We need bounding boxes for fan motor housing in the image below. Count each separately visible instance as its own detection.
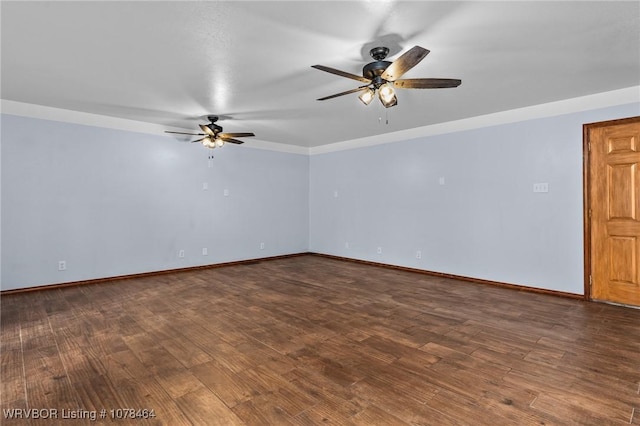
[362,61,392,80]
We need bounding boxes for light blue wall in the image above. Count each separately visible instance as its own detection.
[309,103,640,295]
[3,103,639,293]
[1,114,309,290]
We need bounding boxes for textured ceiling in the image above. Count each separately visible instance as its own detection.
[2,1,639,148]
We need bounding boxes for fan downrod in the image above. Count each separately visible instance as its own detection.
[205,115,223,133]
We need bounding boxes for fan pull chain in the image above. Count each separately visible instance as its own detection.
[377,101,390,125]
[378,106,390,125]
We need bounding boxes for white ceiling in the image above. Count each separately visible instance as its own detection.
[2,1,639,149]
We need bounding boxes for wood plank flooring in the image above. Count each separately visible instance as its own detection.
[1,255,639,425]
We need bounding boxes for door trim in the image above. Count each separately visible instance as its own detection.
[583,116,640,301]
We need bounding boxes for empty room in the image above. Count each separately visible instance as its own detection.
[1,1,640,425]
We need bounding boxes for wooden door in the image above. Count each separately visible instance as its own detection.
[586,116,640,307]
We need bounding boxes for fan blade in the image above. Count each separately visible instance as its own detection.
[191,137,209,143]
[380,46,430,81]
[222,138,244,145]
[219,132,255,138]
[199,124,216,136]
[165,131,205,136]
[317,85,370,101]
[311,65,371,83]
[393,78,462,89]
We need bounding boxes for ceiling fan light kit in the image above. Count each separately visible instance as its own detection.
[378,83,397,107]
[358,87,375,105]
[313,45,461,108]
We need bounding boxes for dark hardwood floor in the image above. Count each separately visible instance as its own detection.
[1,255,639,425]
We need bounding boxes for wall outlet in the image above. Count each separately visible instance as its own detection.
[202,248,208,256]
[223,189,229,197]
[260,242,265,250]
[345,242,349,249]
[202,182,209,190]
[58,260,66,271]
[416,250,422,259]
[333,190,338,198]
[377,246,382,254]
[439,177,445,185]
[178,249,185,258]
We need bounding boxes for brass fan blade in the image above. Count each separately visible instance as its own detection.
[191,137,209,143]
[165,131,205,136]
[380,46,430,81]
[199,124,216,136]
[317,85,370,101]
[311,65,371,83]
[393,78,462,89]
[219,132,255,138]
[222,138,244,145]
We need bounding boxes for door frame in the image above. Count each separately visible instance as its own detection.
[583,116,640,301]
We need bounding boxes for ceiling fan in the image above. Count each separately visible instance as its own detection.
[165,116,255,149]
[312,45,461,108]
